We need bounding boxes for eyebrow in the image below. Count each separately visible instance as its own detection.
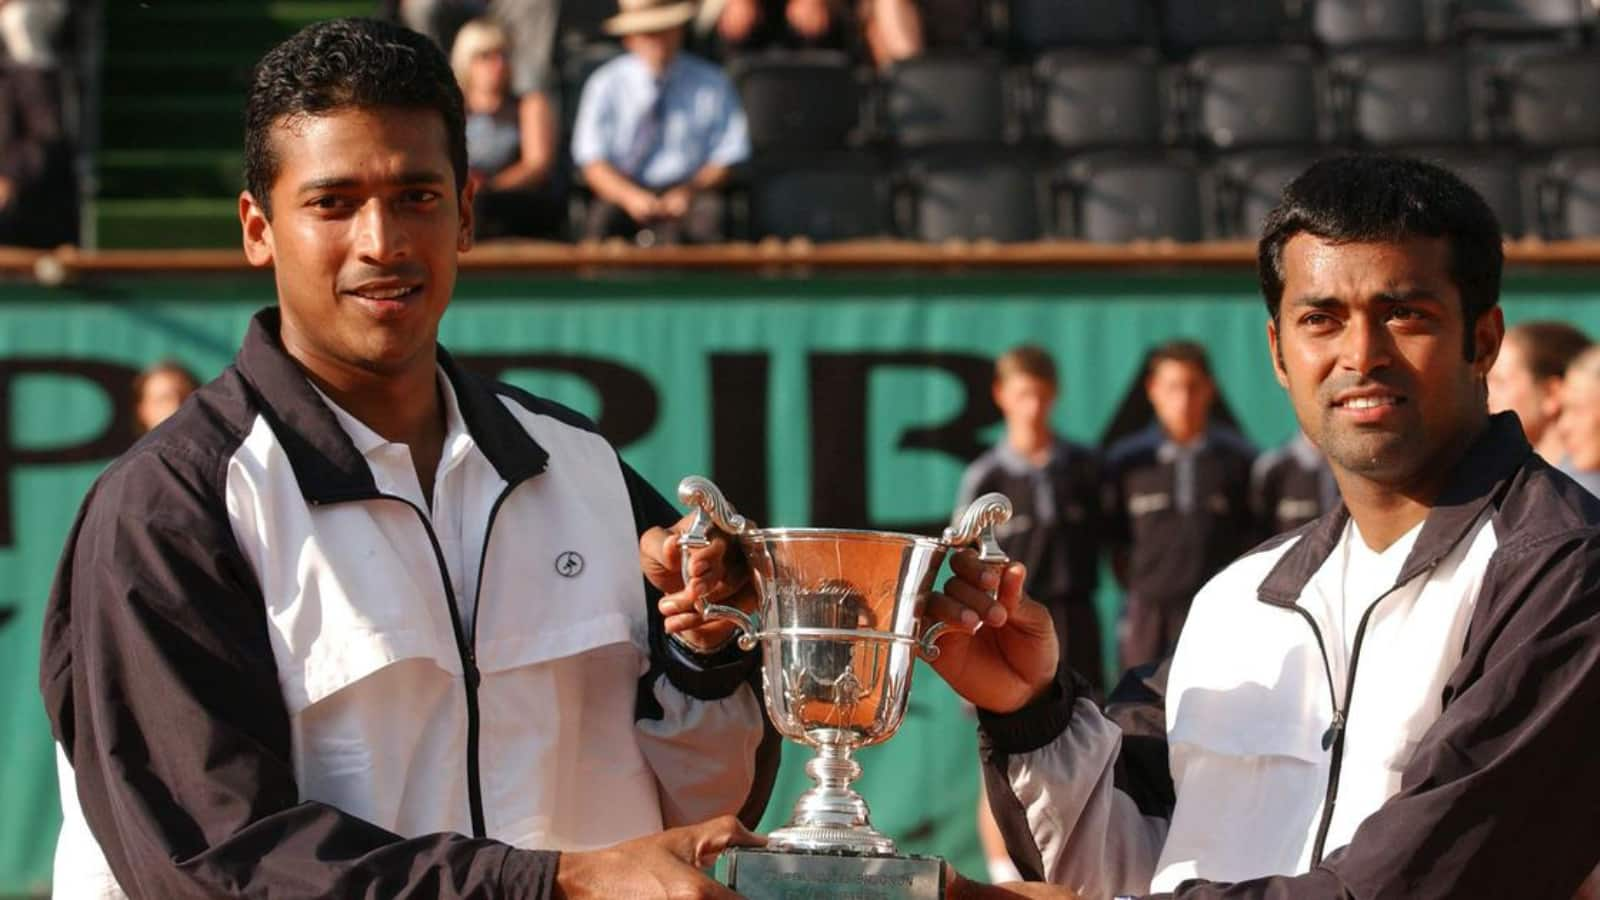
[1288,287,1442,309]
[295,171,447,194]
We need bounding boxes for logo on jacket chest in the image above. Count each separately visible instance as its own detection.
[554,550,585,577]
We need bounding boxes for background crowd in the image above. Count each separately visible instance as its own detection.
[15,0,1600,248]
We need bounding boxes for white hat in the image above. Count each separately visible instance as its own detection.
[603,0,698,36]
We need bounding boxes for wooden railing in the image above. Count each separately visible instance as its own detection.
[7,239,1600,279]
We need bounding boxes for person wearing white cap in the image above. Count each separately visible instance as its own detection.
[570,0,750,245]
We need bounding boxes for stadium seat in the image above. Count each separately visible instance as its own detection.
[749,156,894,241]
[1537,151,1600,239]
[1423,150,1531,237]
[1453,0,1590,36]
[1183,48,1323,150]
[1500,51,1600,148]
[1212,151,1328,239]
[1055,154,1209,242]
[1330,50,1480,147]
[1007,0,1152,53]
[1159,0,1304,52]
[731,51,862,152]
[1312,0,1430,47]
[902,150,1042,242]
[882,54,1012,148]
[1032,49,1166,151]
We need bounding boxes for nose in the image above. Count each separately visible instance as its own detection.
[354,198,410,264]
[1339,313,1393,376]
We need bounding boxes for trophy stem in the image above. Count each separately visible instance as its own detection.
[766,728,898,856]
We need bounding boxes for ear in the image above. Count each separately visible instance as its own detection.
[457,176,478,253]
[1267,317,1290,389]
[240,191,274,267]
[1472,307,1506,378]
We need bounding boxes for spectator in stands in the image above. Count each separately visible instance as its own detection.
[451,17,563,238]
[1101,341,1256,670]
[1557,346,1600,498]
[958,344,1104,694]
[132,360,199,437]
[701,0,924,69]
[391,2,561,224]
[572,0,749,245]
[0,0,75,248]
[1250,429,1337,536]
[1487,320,1591,465]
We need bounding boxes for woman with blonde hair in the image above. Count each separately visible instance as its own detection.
[450,16,563,238]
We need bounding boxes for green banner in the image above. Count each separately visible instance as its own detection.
[2,270,1597,894]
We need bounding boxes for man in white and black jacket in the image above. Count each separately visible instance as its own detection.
[924,156,1600,900]
[40,18,772,900]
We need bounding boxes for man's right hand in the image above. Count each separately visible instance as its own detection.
[924,552,1059,715]
[553,815,763,899]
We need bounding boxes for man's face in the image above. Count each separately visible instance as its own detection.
[623,28,683,74]
[239,106,473,379]
[1487,336,1556,444]
[1558,375,1600,468]
[993,373,1057,437]
[1268,234,1502,486]
[1146,359,1214,444]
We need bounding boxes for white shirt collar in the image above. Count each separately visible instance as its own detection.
[307,365,476,472]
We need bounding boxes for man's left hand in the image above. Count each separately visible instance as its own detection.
[641,513,756,653]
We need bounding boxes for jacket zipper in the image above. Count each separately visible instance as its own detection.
[318,481,528,840]
[1288,566,1434,866]
[384,496,489,838]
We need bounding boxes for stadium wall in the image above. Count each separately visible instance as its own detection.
[2,269,1597,894]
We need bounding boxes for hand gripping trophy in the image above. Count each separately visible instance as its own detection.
[677,476,1013,900]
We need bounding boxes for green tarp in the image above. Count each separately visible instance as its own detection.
[2,269,1596,894]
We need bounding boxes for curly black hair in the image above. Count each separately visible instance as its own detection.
[1258,155,1503,360]
[244,17,467,218]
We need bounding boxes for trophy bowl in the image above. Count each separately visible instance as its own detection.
[677,477,1012,862]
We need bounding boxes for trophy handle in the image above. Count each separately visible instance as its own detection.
[676,476,762,651]
[942,492,1013,563]
[923,492,1014,660]
[917,621,951,661]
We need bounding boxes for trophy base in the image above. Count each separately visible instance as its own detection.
[724,846,945,900]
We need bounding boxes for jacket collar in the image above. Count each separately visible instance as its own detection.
[234,307,548,503]
[1257,412,1531,606]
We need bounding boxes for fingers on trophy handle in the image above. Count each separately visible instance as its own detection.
[676,476,762,650]
[923,492,1015,660]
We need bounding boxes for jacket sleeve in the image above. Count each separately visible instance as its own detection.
[979,666,1173,899]
[619,461,778,829]
[38,449,556,899]
[1142,531,1600,900]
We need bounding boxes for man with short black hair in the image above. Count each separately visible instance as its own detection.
[925,155,1600,899]
[1101,340,1256,671]
[42,18,770,899]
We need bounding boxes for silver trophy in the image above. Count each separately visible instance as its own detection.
[677,476,1012,899]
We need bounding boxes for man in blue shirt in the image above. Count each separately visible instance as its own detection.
[571,0,750,244]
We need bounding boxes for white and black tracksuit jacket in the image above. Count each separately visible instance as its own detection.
[39,309,777,899]
[979,413,1600,899]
